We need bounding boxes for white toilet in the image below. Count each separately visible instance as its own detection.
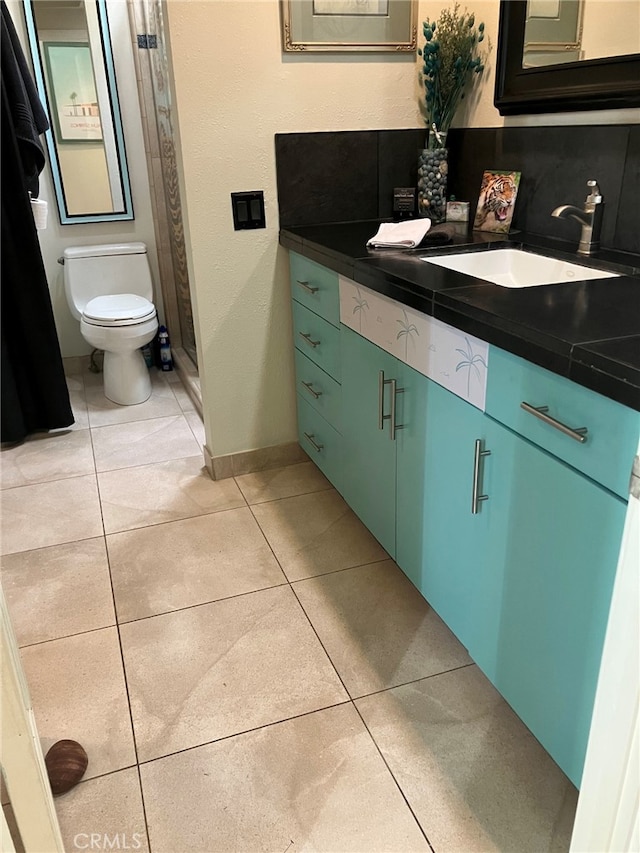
[63,243,158,405]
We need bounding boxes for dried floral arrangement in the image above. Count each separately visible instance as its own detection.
[418,3,486,148]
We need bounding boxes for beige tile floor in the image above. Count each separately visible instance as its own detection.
[1,367,578,852]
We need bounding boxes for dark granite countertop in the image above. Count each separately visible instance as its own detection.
[280,220,640,411]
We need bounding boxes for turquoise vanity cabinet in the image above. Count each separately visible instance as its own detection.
[482,345,635,786]
[289,250,638,789]
[398,378,492,653]
[340,325,487,651]
[404,374,626,786]
[477,421,625,788]
[289,253,343,490]
[340,327,440,563]
[340,327,399,553]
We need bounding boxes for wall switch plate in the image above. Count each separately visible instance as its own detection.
[231,191,266,230]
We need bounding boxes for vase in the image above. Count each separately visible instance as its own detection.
[417,130,448,223]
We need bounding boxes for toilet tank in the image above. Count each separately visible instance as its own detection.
[63,243,153,320]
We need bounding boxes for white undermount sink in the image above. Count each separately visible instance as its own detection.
[421,248,620,288]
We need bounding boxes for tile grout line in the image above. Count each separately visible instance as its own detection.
[13,414,439,851]
[91,438,152,852]
[234,482,335,506]
[16,621,119,651]
[245,495,437,851]
[113,580,289,627]
[288,554,392,583]
[288,571,436,851]
[133,699,353,769]
[1,531,104,560]
[351,699,436,853]
[0,430,95,491]
[133,764,152,853]
[245,495,435,847]
[103,500,250,539]
[87,374,210,852]
[51,552,400,638]
[0,469,99,496]
[88,448,203,475]
[349,661,477,702]
[6,469,334,637]
[32,393,152,843]
[241,487,391,582]
[96,449,200,477]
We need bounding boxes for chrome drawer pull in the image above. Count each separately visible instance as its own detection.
[302,381,322,399]
[378,371,404,437]
[299,332,320,348]
[297,279,319,294]
[378,370,387,429]
[303,432,323,452]
[521,402,588,443]
[472,439,491,514]
[390,379,405,441]
[378,370,394,430]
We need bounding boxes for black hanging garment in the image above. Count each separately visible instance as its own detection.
[1,1,73,443]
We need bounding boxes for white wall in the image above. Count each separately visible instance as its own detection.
[166,0,637,459]
[166,0,424,458]
[8,0,160,358]
[57,145,113,215]
[581,0,640,63]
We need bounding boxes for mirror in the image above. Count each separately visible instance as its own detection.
[523,0,640,69]
[23,0,134,223]
[495,0,640,115]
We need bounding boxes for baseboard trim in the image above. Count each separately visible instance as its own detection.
[203,441,306,481]
[172,347,202,418]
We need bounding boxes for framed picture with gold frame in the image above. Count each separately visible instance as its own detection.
[281,0,417,52]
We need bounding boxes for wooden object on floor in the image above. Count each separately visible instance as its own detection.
[44,740,88,796]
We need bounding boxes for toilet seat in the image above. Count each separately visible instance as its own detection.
[82,294,156,327]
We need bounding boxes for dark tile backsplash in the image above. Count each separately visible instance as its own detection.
[452,125,630,251]
[275,124,639,254]
[376,129,426,219]
[274,131,378,227]
[614,125,640,255]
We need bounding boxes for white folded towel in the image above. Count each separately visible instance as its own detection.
[367,219,432,248]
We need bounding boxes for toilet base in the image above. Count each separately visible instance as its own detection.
[103,348,152,405]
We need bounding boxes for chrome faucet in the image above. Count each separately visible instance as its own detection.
[551,180,604,256]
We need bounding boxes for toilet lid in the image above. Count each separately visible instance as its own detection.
[83,294,155,324]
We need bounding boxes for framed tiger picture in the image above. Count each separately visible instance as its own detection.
[473,170,521,233]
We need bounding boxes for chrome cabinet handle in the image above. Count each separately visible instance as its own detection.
[378,372,404,439]
[302,381,322,399]
[389,379,405,441]
[299,332,320,348]
[303,432,323,452]
[520,402,588,443]
[296,279,319,294]
[472,439,491,514]
[378,370,389,430]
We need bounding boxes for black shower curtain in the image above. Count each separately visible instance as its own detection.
[1,1,73,444]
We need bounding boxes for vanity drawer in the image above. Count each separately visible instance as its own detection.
[297,395,343,492]
[290,252,340,327]
[294,349,342,431]
[292,301,341,381]
[486,346,640,499]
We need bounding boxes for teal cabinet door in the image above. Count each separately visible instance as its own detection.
[394,362,430,591]
[478,417,626,788]
[397,376,494,652]
[340,325,398,556]
[397,376,625,786]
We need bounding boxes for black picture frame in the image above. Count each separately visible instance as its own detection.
[494,0,640,116]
